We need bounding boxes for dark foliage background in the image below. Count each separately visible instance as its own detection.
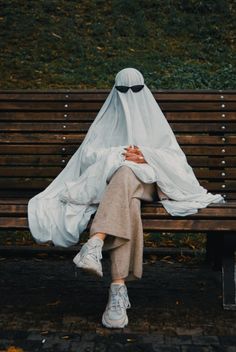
[0,0,235,89]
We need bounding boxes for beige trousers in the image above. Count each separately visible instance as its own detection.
[89,165,159,282]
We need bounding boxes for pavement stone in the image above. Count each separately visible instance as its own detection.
[181,347,214,352]
[192,336,220,345]
[153,346,181,352]
[70,341,94,352]
[165,336,193,345]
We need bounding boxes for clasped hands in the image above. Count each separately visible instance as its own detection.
[122,145,147,164]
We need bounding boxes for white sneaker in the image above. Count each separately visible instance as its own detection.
[102,283,131,328]
[73,236,104,277]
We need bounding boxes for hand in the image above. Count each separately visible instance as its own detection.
[122,145,147,164]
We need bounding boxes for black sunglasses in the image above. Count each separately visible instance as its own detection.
[115,85,144,93]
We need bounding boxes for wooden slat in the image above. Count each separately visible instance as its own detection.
[0,189,234,200]
[0,217,29,228]
[195,169,236,179]
[1,111,236,122]
[0,167,235,179]
[0,111,95,121]
[0,155,65,166]
[0,122,91,132]
[0,133,85,144]
[1,202,236,217]
[142,219,236,231]
[182,146,236,155]
[0,101,236,111]
[0,133,235,145]
[166,112,236,121]
[0,198,29,204]
[1,155,236,168]
[0,178,234,192]
[171,123,236,132]
[1,121,236,133]
[141,206,236,218]
[1,199,236,207]
[0,217,235,231]
[0,144,235,157]
[176,136,236,145]
[0,91,235,101]
[0,204,26,215]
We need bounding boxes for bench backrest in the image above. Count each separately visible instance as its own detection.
[0,90,235,200]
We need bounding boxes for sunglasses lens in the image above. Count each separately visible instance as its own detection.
[115,86,129,93]
[131,85,144,92]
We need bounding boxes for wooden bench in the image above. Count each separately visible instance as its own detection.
[0,89,236,310]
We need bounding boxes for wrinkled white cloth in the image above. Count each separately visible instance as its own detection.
[27,68,225,247]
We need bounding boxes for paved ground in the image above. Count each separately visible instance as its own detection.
[0,251,236,351]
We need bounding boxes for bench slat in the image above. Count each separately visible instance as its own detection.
[0,145,235,156]
[0,101,236,111]
[0,167,235,179]
[0,133,235,145]
[1,122,236,133]
[0,178,233,192]
[0,217,235,231]
[0,91,236,101]
[1,111,236,121]
[1,203,236,217]
[0,155,236,167]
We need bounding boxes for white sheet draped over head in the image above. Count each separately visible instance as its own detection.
[28,67,225,247]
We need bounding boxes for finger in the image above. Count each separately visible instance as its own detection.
[125,156,146,164]
[125,152,140,157]
[125,148,141,155]
[126,155,145,162]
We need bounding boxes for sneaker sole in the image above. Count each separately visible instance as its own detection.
[73,257,103,278]
[102,313,128,329]
[75,264,103,278]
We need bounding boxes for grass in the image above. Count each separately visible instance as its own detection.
[0,0,235,89]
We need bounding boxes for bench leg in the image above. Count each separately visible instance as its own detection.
[205,232,223,270]
[222,233,236,310]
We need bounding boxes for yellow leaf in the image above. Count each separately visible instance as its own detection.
[7,346,24,352]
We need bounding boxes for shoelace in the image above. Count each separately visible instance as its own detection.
[74,243,102,278]
[109,286,131,312]
[86,243,103,263]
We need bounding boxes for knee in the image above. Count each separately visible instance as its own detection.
[115,165,136,179]
[110,165,137,184]
[118,165,134,174]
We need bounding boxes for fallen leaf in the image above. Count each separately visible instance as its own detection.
[6,346,24,352]
[47,300,61,306]
[51,32,62,39]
